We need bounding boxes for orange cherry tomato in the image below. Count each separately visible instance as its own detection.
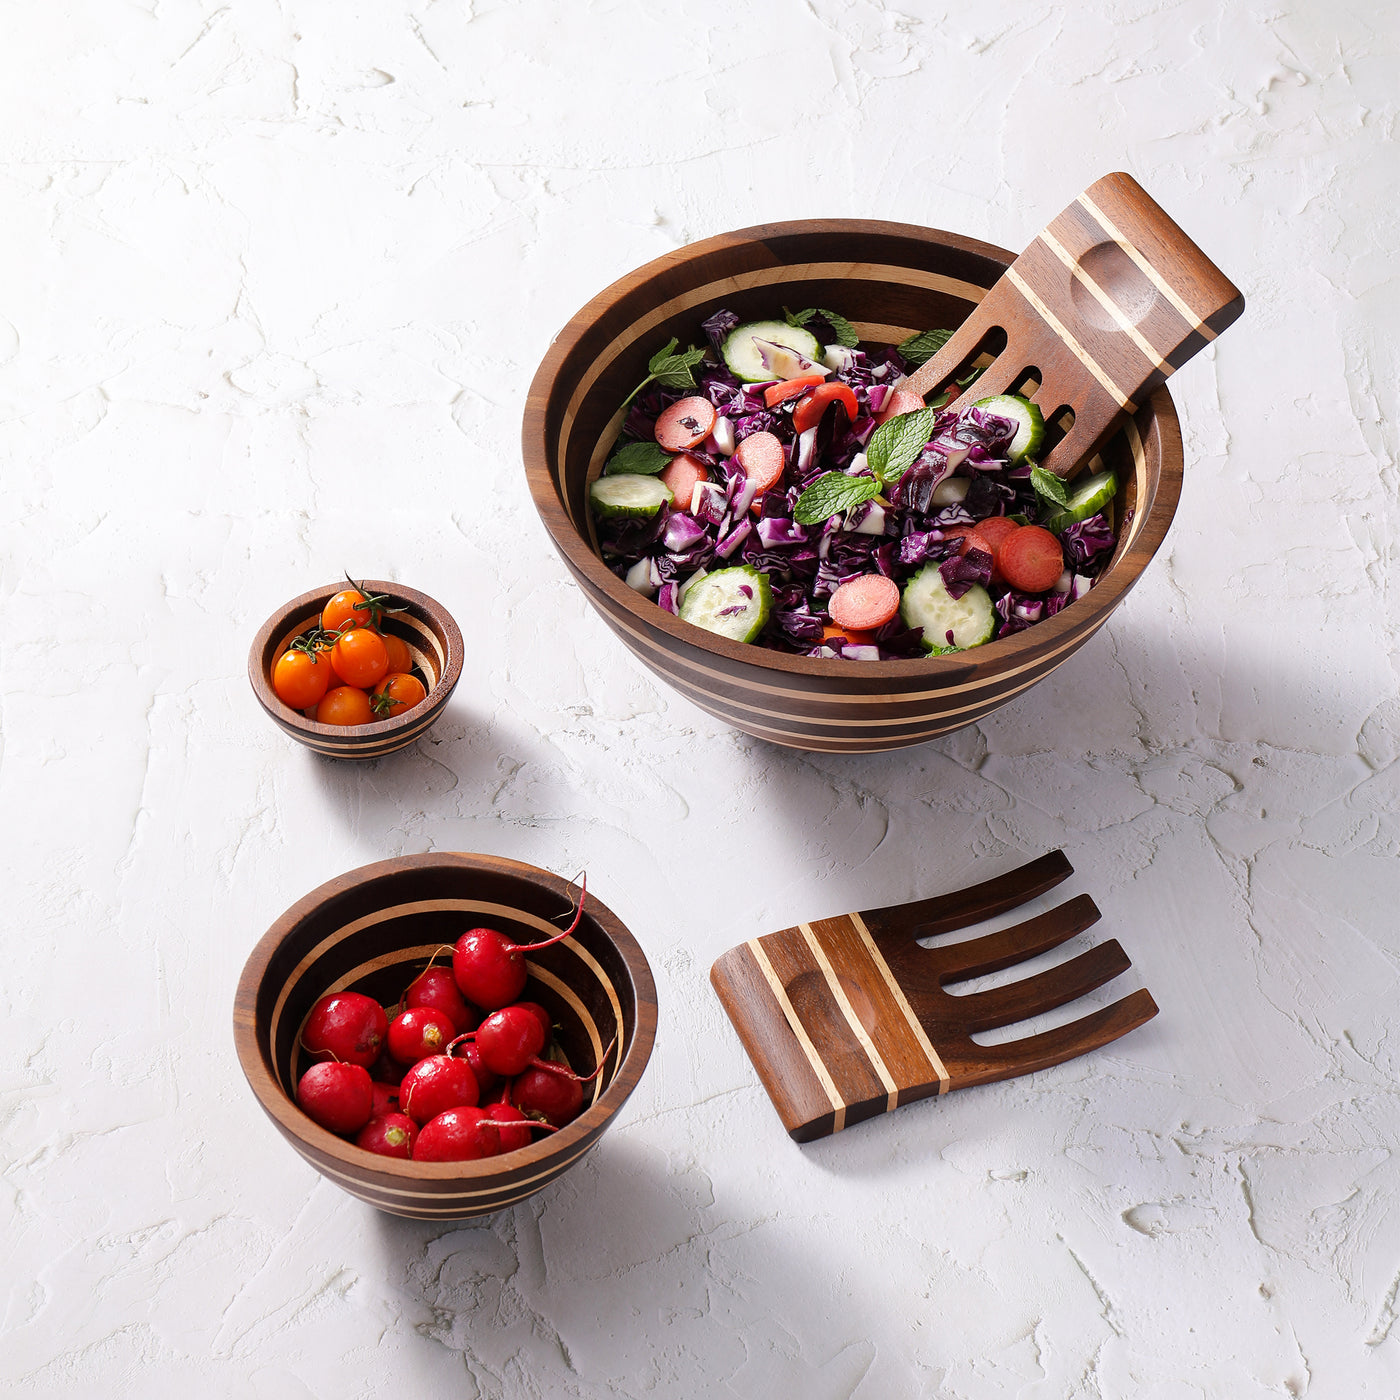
[332,627,389,689]
[273,648,333,711]
[792,382,859,434]
[322,589,371,634]
[372,672,428,719]
[380,631,413,675]
[316,685,374,726]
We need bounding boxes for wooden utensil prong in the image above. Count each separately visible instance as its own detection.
[922,892,1101,985]
[946,938,1132,1034]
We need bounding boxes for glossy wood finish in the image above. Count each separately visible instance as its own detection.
[233,853,657,1218]
[248,580,464,760]
[521,218,1187,753]
[710,852,1157,1142]
[904,172,1244,477]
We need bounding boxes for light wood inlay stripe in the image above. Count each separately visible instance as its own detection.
[1077,193,1216,340]
[1038,229,1171,374]
[848,912,950,1093]
[797,922,898,1109]
[1006,268,1137,413]
[747,937,846,1132]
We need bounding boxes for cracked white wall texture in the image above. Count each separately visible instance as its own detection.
[1,0,1396,1395]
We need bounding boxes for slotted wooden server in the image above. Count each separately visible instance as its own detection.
[711,852,1158,1141]
[904,171,1244,477]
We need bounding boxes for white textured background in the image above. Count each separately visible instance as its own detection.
[2,1,1397,1395]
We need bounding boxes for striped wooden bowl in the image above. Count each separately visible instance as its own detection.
[522,220,1183,753]
[233,853,657,1220]
[248,580,464,760]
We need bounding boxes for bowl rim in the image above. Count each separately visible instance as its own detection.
[233,850,658,1183]
[522,217,1183,681]
[247,579,465,743]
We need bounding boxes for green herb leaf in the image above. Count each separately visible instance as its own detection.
[605,440,672,476]
[1030,465,1069,507]
[650,344,707,390]
[787,307,860,348]
[866,406,938,486]
[897,328,954,367]
[793,472,880,526]
[647,338,680,374]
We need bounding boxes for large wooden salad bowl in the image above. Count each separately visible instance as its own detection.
[522,219,1183,753]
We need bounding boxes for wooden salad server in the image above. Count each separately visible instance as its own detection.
[903,171,1244,477]
[710,851,1157,1142]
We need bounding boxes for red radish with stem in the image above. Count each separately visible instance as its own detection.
[452,877,587,1010]
[371,1081,401,1118]
[456,1040,501,1101]
[405,963,478,1035]
[515,1001,555,1043]
[485,1103,557,1153]
[510,1041,614,1129]
[413,1106,497,1162]
[387,1006,457,1065]
[301,993,388,1069]
[473,1005,548,1077]
[356,1112,417,1159]
[297,1061,374,1136]
[399,1054,479,1126]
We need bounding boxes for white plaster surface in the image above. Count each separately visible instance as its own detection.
[2,1,1398,1394]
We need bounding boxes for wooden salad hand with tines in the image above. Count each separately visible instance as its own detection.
[710,851,1158,1142]
[903,172,1244,477]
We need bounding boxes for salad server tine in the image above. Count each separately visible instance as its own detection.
[900,171,1244,477]
[710,851,1158,1142]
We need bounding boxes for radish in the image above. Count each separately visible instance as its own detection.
[405,963,479,1035]
[474,1004,548,1077]
[297,1061,374,1135]
[515,1001,555,1043]
[399,1053,479,1126]
[456,1040,501,1101]
[387,1005,457,1065]
[301,992,388,1069]
[484,1103,557,1152]
[371,1081,401,1118]
[356,1111,417,1159]
[510,1044,613,1129]
[452,877,587,1010]
[414,1107,497,1162]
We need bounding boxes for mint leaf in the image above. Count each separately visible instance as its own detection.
[650,344,707,390]
[605,440,671,476]
[1030,466,1069,507]
[866,406,938,486]
[647,338,680,374]
[897,328,953,367]
[793,472,879,526]
[787,307,859,348]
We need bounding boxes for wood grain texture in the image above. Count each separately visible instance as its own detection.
[233,852,658,1219]
[903,173,1244,477]
[521,216,1189,753]
[711,851,1158,1142]
[247,580,464,760]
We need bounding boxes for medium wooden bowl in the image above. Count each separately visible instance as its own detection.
[522,219,1183,753]
[234,853,657,1220]
[248,580,464,760]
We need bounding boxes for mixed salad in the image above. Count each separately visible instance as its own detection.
[588,308,1121,659]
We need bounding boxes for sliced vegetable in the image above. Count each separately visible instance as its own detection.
[997,525,1065,593]
[972,394,1044,464]
[1044,469,1118,534]
[829,574,900,632]
[655,396,717,451]
[792,382,859,434]
[900,565,996,651]
[734,431,785,494]
[678,566,773,644]
[876,387,926,423]
[589,475,673,520]
[657,453,708,513]
[721,320,823,382]
[764,374,826,409]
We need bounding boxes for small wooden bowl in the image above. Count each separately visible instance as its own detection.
[522,219,1184,753]
[234,853,657,1220]
[248,580,464,760]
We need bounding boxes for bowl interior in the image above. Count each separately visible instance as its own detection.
[255,861,642,1125]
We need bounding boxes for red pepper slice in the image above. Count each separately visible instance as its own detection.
[792,382,859,434]
[763,373,827,409]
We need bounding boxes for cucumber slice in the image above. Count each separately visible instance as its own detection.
[721,321,823,383]
[590,475,673,520]
[1044,469,1118,535]
[678,566,773,644]
[973,394,1045,465]
[900,564,995,651]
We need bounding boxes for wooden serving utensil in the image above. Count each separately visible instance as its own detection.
[710,851,1157,1142]
[903,171,1243,477]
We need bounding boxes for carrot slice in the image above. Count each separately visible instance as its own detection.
[734,431,786,494]
[763,374,826,409]
[657,453,709,513]
[973,516,1019,554]
[655,397,717,452]
[998,525,1065,593]
[792,383,859,434]
[821,623,875,646]
[876,387,927,423]
[829,574,900,632]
